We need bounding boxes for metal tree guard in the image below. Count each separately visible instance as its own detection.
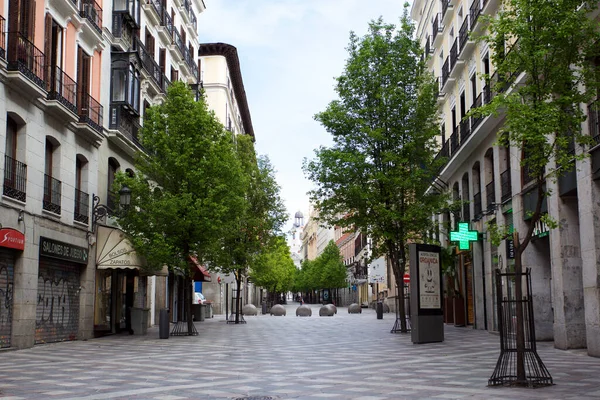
[488,268,553,387]
[391,284,411,333]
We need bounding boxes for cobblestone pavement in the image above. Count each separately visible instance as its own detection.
[1,303,600,400]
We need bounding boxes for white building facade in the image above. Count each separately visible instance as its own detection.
[412,0,600,356]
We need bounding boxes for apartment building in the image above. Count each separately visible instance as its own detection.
[0,0,205,348]
[412,0,600,356]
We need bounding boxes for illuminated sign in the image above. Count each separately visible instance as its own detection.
[449,222,479,250]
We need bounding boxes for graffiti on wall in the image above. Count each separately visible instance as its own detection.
[35,263,80,343]
[0,264,14,348]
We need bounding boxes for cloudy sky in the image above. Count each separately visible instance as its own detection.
[197,1,405,231]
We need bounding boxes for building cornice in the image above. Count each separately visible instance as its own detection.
[199,43,255,139]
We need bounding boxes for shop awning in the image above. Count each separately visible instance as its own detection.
[96,226,144,270]
[189,256,211,282]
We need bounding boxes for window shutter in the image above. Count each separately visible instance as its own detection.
[44,13,53,91]
[76,46,84,115]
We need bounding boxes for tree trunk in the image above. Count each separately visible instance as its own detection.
[185,275,194,335]
[514,231,526,382]
[387,240,407,332]
[234,270,242,324]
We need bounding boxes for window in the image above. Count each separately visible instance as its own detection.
[107,157,120,210]
[77,47,92,118]
[74,155,89,224]
[159,48,166,75]
[43,137,61,214]
[170,66,178,82]
[145,28,155,58]
[3,116,27,202]
[110,59,140,113]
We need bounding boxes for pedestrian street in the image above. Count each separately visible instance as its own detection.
[1,303,599,400]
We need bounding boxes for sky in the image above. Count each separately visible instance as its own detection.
[197,1,405,232]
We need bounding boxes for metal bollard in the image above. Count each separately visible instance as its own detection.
[376,302,383,320]
[159,309,169,339]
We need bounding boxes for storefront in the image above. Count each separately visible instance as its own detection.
[94,226,146,335]
[0,227,25,348]
[36,236,88,344]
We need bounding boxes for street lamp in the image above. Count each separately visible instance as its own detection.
[91,185,131,232]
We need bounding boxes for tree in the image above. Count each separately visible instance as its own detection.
[303,9,448,332]
[114,81,245,334]
[214,134,288,323]
[474,0,600,383]
[316,240,347,303]
[250,236,296,303]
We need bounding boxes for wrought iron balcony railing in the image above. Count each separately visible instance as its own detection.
[425,36,432,56]
[471,93,483,131]
[47,65,78,114]
[432,13,442,43]
[80,0,103,34]
[470,0,482,29]
[7,31,46,90]
[135,37,162,89]
[74,188,90,224]
[78,92,103,132]
[442,57,450,87]
[500,169,512,202]
[460,118,471,142]
[450,38,458,71]
[450,126,459,153]
[172,29,185,57]
[459,17,469,54]
[161,9,174,37]
[442,0,451,19]
[3,155,27,202]
[43,174,62,214]
[486,180,496,210]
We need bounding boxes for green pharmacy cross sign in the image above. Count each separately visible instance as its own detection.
[450,222,479,250]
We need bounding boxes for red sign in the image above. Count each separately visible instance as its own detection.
[0,228,25,250]
[403,273,410,284]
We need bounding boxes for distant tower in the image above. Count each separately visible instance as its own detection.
[294,211,304,228]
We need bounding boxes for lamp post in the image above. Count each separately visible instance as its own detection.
[91,186,131,232]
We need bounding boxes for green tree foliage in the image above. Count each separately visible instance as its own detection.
[114,81,245,333]
[216,135,288,323]
[316,240,347,290]
[303,10,447,331]
[473,0,600,382]
[250,236,296,295]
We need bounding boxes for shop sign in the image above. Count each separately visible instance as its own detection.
[40,236,89,264]
[0,228,25,250]
[449,222,479,250]
[506,239,515,259]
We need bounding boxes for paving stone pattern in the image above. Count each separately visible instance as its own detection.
[1,303,599,399]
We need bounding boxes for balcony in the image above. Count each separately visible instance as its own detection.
[6,32,47,94]
[181,46,198,81]
[449,38,464,79]
[459,118,471,143]
[113,0,140,29]
[470,0,482,31]
[46,66,78,119]
[486,180,496,211]
[442,0,453,25]
[43,174,62,214]
[471,93,483,131]
[112,12,135,50]
[425,36,433,57]
[189,8,197,32]
[157,11,174,46]
[500,169,511,202]
[0,17,5,59]
[143,0,163,26]
[450,126,459,154]
[171,29,185,62]
[3,155,27,202]
[80,0,103,34]
[108,104,144,156]
[441,57,452,89]
[473,192,482,219]
[432,13,443,46]
[77,92,104,136]
[74,189,90,224]
[135,37,163,93]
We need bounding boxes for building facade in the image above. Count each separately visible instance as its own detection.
[412,0,600,356]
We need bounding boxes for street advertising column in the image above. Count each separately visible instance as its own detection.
[410,243,443,344]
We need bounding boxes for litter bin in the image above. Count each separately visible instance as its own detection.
[199,304,206,321]
[159,309,169,339]
[206,303,213,318]
[376,302,383,320]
